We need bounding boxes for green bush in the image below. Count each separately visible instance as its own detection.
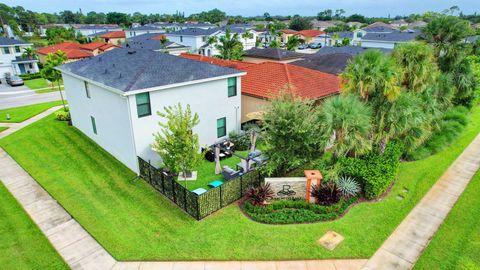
[55,109,70,121]
[19,73,42,80]
[339,142,403,199]
[228,130,250,150]
[243,197,357,224]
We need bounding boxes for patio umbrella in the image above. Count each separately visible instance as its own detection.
[215,146,222,175]
[250,130,257,153]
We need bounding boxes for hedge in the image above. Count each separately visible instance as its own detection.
[19,73,42,80]
[339,142,403,199]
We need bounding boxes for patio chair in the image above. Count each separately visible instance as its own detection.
[222,165,242,181]
[208,180,224,188]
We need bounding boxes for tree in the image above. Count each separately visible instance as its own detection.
[347,14,367,24]
[317,9,333,21]
[106,12,129,25]
[84,11,106,24]
[421,15,473,72]
[340,50,401,102]
[289,16,312,31]
[269,40,280,48]
[451,58,478,106]
[59,10,76,23]
[197,9,226,23]
[262,91,321,176]
[215,29,243,60]
[241,31,253,47]
[21,47,37,59]
[392,42,439,92]
[41,51,67,111]
[286,35,300,51]
[319,95,372,159]
[159,37,169,53]
[152,103,202,185]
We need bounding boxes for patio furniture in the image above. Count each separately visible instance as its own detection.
[192,188,207,195]
[208,180,224,188]
[248,150,262,159]
[222,165,242,181]
[252,155,267,166]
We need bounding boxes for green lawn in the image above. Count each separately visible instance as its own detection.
[179,150,248,191]
[0,106,479,261]
[414,172,480,270]
[24,78,63,94]
[0,182,68,269]
[0,127,8,132]
[0,101,64,123]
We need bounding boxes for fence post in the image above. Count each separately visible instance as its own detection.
[196,195,200,220]
[171,176,176,203]
[240,175,243,196]
[161,170,165,193]
[184,188,187,211]
[220,185,223,208]
[148,160,152,184]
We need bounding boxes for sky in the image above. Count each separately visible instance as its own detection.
[4,0,480,17]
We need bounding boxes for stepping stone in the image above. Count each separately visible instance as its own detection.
[317,231,344,250]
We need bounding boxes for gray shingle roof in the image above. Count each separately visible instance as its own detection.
[87,30,110,37]
[291,53,352,75]
[76,25,120,30]
[130,25,163,31]
[122,33,188,51]
[0,37,30,46]
[362,31,420,42]
[363,26,400,33]
[315,46,392,56]
[57,48,242,92]
[168,28,220,36]
[243,48,305,60]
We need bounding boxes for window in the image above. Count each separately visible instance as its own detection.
[202,36,206,42]
[227,77,237,97]
[180,36,183,42]
[84,81,90,98]
[217,117,226,138]
[15,46,21,53]
[136,92,151,117]
[91,116,97,134]
[28,63,33,69]
[3,47,9,54]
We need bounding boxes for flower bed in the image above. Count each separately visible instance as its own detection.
[242,197,358,224]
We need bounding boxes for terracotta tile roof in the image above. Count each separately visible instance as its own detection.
[63,50,93,59]
[79,41,108,50]
[280,29,298,34]
[296,29,325,37]
[99,43,119,51]
[151,34,166,40]
[37,42,95,60]
[100,31,126,39]
[179,53,339,100]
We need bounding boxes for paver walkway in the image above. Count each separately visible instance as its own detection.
[0,105,63,139]
[362,133,480,270]
[0,109,479,270]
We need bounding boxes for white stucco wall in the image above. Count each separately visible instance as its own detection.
[62,73,139,172]
[166,35,204,51]
[0,44,37,75]
[360,40,396,49]
[127,77,242,167]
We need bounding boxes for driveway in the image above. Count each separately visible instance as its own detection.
[0,82,62,109]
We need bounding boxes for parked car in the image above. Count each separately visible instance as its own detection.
[309,43,322,49]
[8,75,24,86]
[298,44,309,50]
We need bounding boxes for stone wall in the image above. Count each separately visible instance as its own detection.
[265,177,307,200]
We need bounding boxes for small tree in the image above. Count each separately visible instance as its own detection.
[263,90,321,176]
[41,50,68,111]
[22,47,37,60]
[152,103,202,186]
[215,28,244,60]
[286,36,300,51]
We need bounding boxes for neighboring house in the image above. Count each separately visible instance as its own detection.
[360,31,420,49]
[121,33,190,55]
[201,27,257,57]
[38,24,71,37]
[73,24,122,36]
[57,48,245,173]
[166,28,221,54]
[290,53,353,75]
[279,29,298,44]
[315,45,392,56]
[347,21,363,29]
[314,31,353,47]
[126,25,165,38]
[145,22,215,32]
[0,37,39,76]
[311,20,342,31]
[181,54,340,124]
[408,20,427,29]
[296,30,325,44]
[243,48,305,63]
[390,19,408,28]
[99,31,126,45]
[37,41,118,63]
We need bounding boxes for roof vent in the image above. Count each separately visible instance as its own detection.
[98,57,102,61]
[126,44,130,48]
[118,73,122,78]
[112,63,115,67]
[128,50,136,54]
[104,69,108,74]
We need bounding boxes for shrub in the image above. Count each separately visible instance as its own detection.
[228,130,250,150]
[55,109,70,121]
[245,183,274,206]
[337,176,361,198]
[339,142,403,199]
[19,73,42,80]
[310,182,340,206]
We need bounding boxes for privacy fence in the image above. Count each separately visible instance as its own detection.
[138,157,264,220]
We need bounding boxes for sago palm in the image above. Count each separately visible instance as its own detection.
[215,29,244,60]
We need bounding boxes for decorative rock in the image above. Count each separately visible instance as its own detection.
[318,231,344,250]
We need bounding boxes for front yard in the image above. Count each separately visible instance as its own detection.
[0,106,479,261]
[0,101,64,123]
[0,182,68,269]
[24,78,64,93]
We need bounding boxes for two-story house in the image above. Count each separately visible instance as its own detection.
[126,25,165,38]
[0,37,39,77]
[57,48,245,173]
[166,28,221,54]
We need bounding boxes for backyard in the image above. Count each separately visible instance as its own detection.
[0,100,64,123]
[0,105,479,261]
[0,182,68,269]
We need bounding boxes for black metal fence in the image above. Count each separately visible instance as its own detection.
[138,157,263,220]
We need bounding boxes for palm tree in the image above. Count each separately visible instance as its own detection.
[159,37,169,53]
[215,29,243,60]
[393,42,439,93]
[340,50,401,102]
[319,95,372,158]
[22,47,37,60]
[41,51,68,110]
[269,40,281,48]
[286,36,300,51]
[241,31,253,48]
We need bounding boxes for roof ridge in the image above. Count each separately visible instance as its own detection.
[283,63,294,93]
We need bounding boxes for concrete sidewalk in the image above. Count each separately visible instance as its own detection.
[363,134,480,270]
